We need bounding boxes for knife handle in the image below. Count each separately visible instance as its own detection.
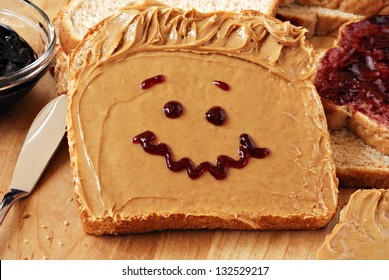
[0,189,28,224]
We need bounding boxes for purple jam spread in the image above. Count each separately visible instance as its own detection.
[314,15,389,127]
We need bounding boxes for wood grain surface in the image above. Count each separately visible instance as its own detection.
[0,0,356,260]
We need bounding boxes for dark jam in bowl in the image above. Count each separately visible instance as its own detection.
[0,24,37,76]
[314,15,389,127]
[0,24,39,108]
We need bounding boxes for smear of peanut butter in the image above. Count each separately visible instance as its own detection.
[317,189,389,259]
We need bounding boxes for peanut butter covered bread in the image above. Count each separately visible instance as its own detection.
[67,2,338,234]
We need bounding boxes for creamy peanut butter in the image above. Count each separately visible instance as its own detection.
[67,3,338,231]
[317,189,389,259]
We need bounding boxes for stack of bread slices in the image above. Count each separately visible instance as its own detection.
[54,0,389,190]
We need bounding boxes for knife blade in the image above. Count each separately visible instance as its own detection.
[0,94,67,224]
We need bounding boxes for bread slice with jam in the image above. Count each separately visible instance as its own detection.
[314,15,389,156]
[276,3,389,187]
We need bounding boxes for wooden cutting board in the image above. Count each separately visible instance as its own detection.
[0,0,356,260]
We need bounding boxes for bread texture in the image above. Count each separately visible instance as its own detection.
[67,3,338,234]
[330,129,389,188]
[280,0,389,16]
[276,3,363,38]
[52,46,68,95]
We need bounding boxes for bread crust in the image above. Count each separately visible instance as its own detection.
[323,100,389,156]
[282,0,389,16]
[76,198,332,235]
[330,128,389,189]
[276,3,363,38]
[336,167,389,189]
[59,6,80,55]
[80,212,332,235]
[52,46,69,95]
[349,112,389,155]
[322,100,350,130]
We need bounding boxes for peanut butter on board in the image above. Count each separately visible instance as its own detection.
[317,189,389,260]
[67,2,338,233]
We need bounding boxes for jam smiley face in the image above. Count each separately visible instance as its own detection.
[132,75,270,180]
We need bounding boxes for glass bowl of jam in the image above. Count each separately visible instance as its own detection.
[0,0,56,107]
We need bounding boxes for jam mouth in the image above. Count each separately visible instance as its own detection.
[132,130,270,180]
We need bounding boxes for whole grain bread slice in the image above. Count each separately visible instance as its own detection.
[330,128,389,188]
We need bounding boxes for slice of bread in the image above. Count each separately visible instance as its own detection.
[314,16,389,155]
[276,3,363,38]
[59,0,281,55]
[280,0,389,17]
[316,189,389,259]
[330,128,389,188]
[67,3,338,234]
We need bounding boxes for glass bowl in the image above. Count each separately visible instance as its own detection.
[0,0,56,108]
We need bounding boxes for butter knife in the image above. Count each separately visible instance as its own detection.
[0,94,67,224]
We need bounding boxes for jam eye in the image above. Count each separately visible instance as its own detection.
[205,106,227,126]
[163,101,183,118]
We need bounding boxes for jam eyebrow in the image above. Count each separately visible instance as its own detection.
[140,75,165,90]
[212,80,230,91]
